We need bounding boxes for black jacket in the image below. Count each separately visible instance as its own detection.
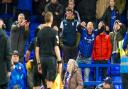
[10,21,29,61]
[102,6,120,26]
[0,29,11,85]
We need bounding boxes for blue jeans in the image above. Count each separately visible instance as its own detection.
[76,55,92,81]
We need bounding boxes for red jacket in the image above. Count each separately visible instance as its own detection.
[92,33,112,60]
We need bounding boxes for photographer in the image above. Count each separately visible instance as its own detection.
[10,13,29,63]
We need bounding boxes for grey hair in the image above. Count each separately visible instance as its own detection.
[68,59,78,71]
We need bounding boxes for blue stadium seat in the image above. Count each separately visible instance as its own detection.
[111,66,120,75]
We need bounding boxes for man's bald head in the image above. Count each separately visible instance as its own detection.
[87,22,94,34]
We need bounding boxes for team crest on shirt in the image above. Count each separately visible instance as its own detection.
[84,34,95,43]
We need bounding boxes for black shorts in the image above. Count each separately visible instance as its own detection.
[33,64,42,86]
[40,56,57,81]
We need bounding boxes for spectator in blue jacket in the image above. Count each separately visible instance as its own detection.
[76,21,98,82]
[8,50,27,89]
[102,0,120,33]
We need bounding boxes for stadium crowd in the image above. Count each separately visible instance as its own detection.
[0,0,127,89]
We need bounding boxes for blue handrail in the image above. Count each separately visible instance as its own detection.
[64,63,121,86]
[78,63,120,81]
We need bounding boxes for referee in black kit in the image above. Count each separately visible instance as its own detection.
[35,11,62,89]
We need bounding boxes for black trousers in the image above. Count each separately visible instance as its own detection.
[0,83,8,89]
[62,45,78,63]
[121,73,128,89]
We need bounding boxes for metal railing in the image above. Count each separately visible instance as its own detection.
[65,63,122,86]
